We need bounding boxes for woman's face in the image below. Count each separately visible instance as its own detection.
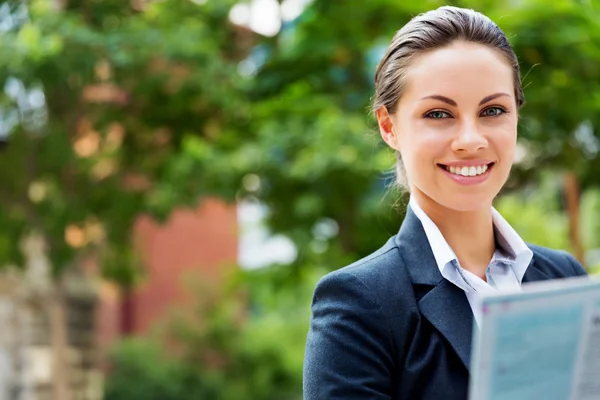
[378,41,518,213]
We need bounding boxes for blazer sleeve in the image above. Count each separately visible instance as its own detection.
[562,251,588,276]
[303,270,395,400]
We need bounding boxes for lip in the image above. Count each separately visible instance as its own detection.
[438,162,494,186]
[441,159,494,167]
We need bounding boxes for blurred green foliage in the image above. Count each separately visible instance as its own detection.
[495,173,571,252]
[1,0,599,278]
[1,0,600,397]
[0,0,246,276]
[104,265,321,400]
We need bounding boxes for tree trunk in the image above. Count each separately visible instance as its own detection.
[120,285,135,335]
[564,171,585,266]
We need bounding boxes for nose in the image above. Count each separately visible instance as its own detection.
[450,121,488,153]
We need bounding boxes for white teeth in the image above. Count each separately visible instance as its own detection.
[445,164,490,177]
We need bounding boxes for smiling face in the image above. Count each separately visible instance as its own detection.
[378,41,518,213]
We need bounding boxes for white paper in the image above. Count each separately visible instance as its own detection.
[469,275,600,400]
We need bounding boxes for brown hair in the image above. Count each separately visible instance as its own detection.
[372,6,524,189]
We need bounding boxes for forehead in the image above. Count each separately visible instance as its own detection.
[401,41,514,104]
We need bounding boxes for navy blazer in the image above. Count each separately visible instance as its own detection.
[303,207,587,400]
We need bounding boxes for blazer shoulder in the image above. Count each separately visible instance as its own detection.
[316,236,414,318]
[333,236,404,284]
[528,243,587,277]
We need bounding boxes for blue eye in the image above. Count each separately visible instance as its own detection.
[425,110,452,119]
[481,107,506,117]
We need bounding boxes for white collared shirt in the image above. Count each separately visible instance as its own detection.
[409,197,533,326]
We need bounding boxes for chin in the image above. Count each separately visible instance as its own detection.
[412,180,502,213]
[420,187,496,213]
[439,192,497,213]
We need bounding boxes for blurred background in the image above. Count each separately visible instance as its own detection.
[0,0,599,399]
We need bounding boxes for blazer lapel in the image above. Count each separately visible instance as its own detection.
[395,207,473,370]
[418,280,474,370]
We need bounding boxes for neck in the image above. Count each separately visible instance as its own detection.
[413,192,495,279]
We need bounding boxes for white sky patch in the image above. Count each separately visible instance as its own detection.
[237,59,258,77]
[229,0,312,37]
[280,0,311,22]
[229,3,251,26]
[28,89,46,109]
[249,0,280,37]
[237,200,298,270]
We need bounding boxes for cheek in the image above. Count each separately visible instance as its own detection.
[492,124,518,158]
[399,133,446,181]
[397,119,448,164]
[400,128,448,166]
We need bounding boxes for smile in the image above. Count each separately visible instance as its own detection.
[437,162,495,185]
[444,163,491,177]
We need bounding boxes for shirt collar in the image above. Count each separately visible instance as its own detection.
[408,196,533,282]
[490,206,533,281]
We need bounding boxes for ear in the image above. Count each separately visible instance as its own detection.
[375,106,400,151]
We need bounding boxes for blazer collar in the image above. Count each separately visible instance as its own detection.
[394,207,474,370]
[394,208,554,371]
[395,206,442,285]
[521,256,549,282]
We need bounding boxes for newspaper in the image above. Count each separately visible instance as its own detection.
[469,275,600,400]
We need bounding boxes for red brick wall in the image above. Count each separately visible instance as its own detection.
[96,198,238,349]
[132,198,238,333]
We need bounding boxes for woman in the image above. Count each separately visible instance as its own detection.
[303,6,587,400]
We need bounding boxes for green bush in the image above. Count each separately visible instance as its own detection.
[103,339,205,400]
[103,265,323,400]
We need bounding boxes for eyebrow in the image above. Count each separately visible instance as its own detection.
[421,95,456,106]
[420,92,511,107]
[478,92,510,105]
